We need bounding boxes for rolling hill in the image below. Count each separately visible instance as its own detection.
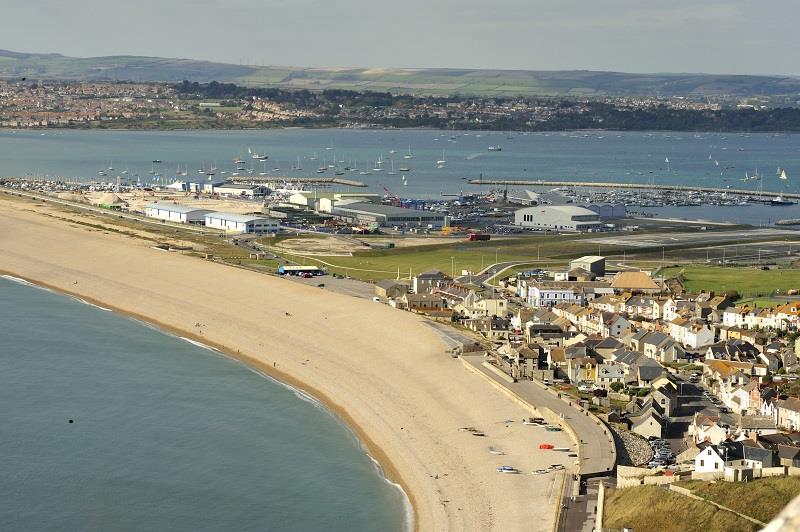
[1,49,799,98]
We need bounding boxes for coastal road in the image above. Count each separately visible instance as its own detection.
[461,355,616,477]
[461,355,615,532]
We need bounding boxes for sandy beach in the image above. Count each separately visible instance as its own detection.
[0,195,574,531]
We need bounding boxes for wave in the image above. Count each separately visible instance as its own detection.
[73,297,112,312]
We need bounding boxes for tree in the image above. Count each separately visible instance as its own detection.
[610,381,624,392]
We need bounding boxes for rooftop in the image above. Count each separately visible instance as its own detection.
[205,212,274,224]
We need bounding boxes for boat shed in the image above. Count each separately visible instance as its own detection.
[514,206,602,232]
[332,202,447,228]
[144,203,213,225]
[204,212,279,234]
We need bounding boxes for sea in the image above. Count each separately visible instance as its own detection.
[5,128,800,224]
[0,276,408,531]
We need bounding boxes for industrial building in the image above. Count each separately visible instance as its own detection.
[204,212,279,234]
[514,205,602,232]
[332,202,447,228]
[144,203,212,225]
[570,256,606,276]
[586,203,627,219]
[287,191,381,211]
[212,184,269,198]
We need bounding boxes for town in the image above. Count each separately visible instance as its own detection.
[6,78,793,132]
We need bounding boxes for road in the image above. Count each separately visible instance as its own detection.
[588,228,800,249]
[461,356,615,532]
[666,374,736,454]
[2,188,215,236]
[462,355,616,476]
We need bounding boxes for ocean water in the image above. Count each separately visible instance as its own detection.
[3,128,800,198]
[0,277,407,531]
[5,128,800,223]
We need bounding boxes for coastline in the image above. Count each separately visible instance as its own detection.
[0,196,574,531]
[0,272,417,531]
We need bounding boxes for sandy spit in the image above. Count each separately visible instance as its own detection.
[0,197,571,531]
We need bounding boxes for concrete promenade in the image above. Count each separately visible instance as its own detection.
[461,355,616,477]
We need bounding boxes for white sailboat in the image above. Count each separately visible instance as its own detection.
[403,145,414,159]
[436,149,446,168]
[372,154,383,172]
[779,168,789,180]
[388,159,397,175]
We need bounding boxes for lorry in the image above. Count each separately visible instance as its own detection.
[467,233,491,241]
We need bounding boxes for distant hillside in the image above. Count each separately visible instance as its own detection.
[2,49,800,98]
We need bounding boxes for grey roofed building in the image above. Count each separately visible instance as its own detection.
[514,205,603,232]
[332,202,447,227]
[637,358,665,385]
[613,348,644,367]
[740,440,778,466]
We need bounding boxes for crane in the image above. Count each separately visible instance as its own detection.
[377,182,400,205]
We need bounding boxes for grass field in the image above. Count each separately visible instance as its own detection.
[260,232,617,281]
[676,477,800,524]
[662,266,800,296]
[603,485,758,532]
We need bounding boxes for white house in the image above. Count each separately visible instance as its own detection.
[777,398,800,431]
[669,318,713,348]
[694,442,745,474]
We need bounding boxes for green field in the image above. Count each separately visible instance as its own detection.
[676,477,800,524]
[604,485,758,532]
[662,266,800,297]
[5,49,800,98]
[260,233,622,281]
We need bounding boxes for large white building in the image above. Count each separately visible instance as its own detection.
[514,206,602,232]
[144,203,213,225]
[204,212,279,234]
[213,184,269,198]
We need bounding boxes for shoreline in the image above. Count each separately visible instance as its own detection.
[1,196,575,531]
[0,271,417,531]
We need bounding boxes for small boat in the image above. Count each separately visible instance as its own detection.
[779,168,789,180]
[403,145,414,159]
[152,159,162,164]
[488,447,505,455]
[398,166,410,172]
[496,466,519,474]
[487,146,502,151]
[388,160,397,176]
[771,195,794,205]
[436,150,447,165]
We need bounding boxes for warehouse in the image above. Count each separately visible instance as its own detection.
[514,205,602,232]
[586,203,627,219]
[144,203,212,224]
[570,255,606,276]
[204,212,279,234]
[332,202,447,228]
[212,184,269,198]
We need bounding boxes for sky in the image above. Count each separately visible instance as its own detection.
[3,0,799,75]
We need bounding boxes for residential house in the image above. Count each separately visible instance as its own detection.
[412,269,452,294]
[692,413,728,445]
[777,397,800,431]
[694,441,745,474]
[374,279,410,299]
[669,318,714,348]
[630,402,666,439]
[595,362,625,390]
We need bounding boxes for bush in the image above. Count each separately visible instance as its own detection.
[610,381,625,392]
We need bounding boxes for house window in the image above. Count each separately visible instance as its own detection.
[700,460,705,467]
[708,449,712,455]
[714,462,719,470]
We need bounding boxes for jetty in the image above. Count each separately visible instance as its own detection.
[229,176,367,187]
[467,179,800,200]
